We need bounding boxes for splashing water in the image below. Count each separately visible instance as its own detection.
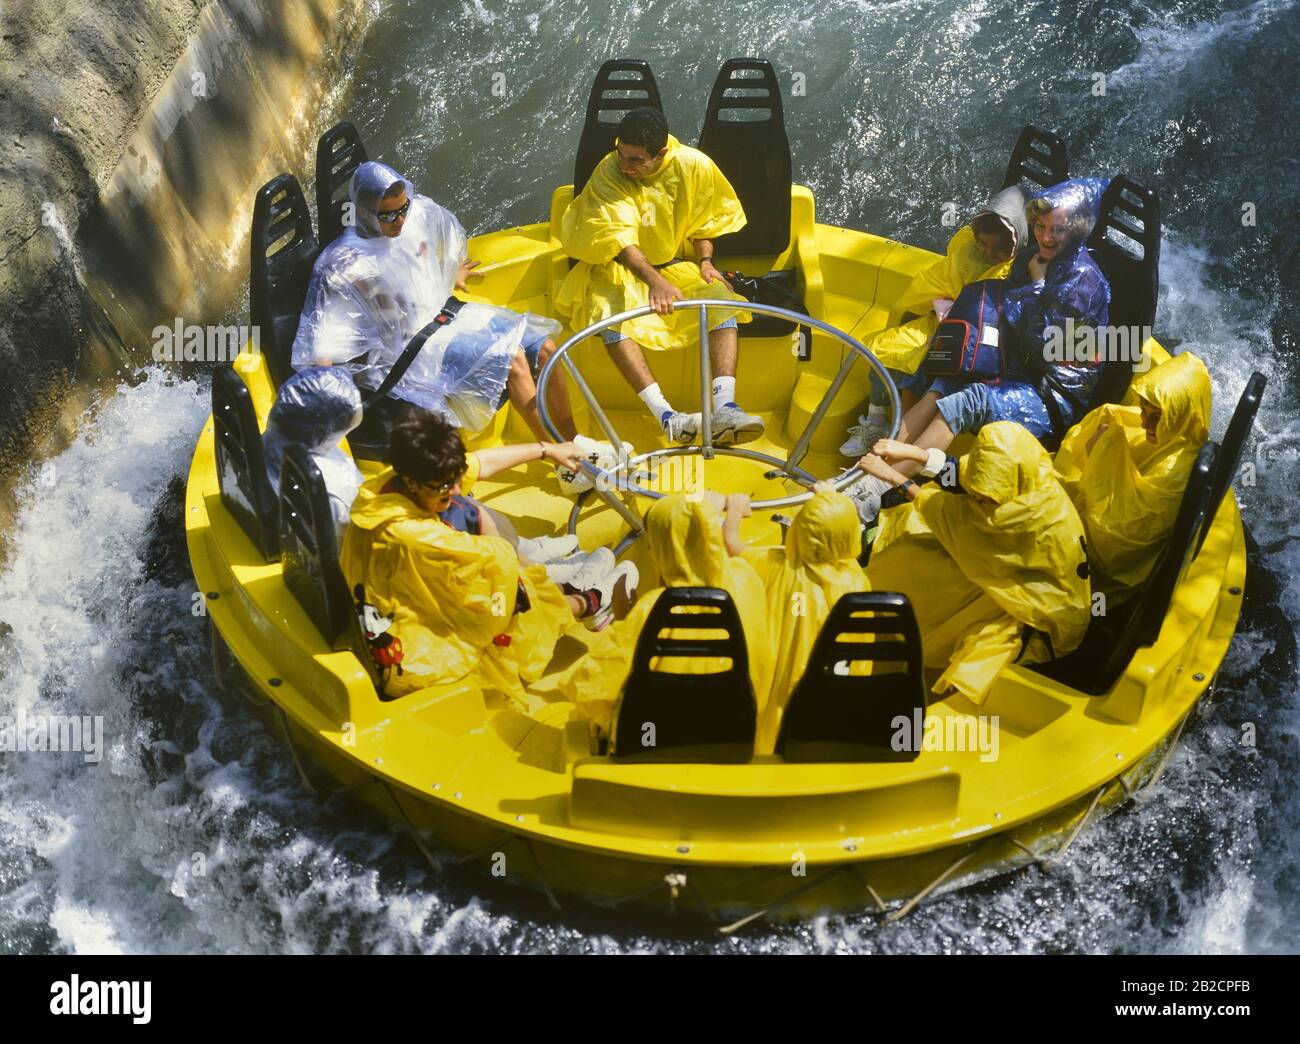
[2,0,1298,953]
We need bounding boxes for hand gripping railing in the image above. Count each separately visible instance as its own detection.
[535,299,902,535]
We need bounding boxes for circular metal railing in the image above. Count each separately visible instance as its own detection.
[535,298,901,534]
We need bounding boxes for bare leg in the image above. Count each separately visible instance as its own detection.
[533,338,578,439]
[506,349,553,441]
[896,391,942,444]
[708,324,738,378]
[605,336,658,392]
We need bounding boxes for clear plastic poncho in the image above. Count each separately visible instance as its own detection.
[291,161,558,431]
[263,366,365,538]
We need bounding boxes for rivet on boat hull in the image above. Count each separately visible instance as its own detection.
[677,845,690,854]
[1193,673,1206,682]
[1229,587,1242,596]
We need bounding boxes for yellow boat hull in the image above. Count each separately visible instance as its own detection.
[186,187,1247,920]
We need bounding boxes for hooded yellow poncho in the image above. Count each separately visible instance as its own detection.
[533,495,773,731]
[866,422,1091,704]
[866,188,1024,375]
[742,490,869,750]
[340,470,574,701]
[555,136,753,352]
[1054,352,1212,596]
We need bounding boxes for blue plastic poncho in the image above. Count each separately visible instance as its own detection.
[290,162,558,431]
[264,366,365,538]
[993,178,1113,427]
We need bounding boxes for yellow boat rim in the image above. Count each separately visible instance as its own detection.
[186,73,1259,922]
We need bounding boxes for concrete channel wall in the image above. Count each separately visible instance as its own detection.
[0,0,370,496]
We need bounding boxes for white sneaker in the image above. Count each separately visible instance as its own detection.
[556,435,635,494]
[711,403,765,446]
[547,546,615,590]
[583,561,639,632]
[844,474,890,525]
[660,410,702,445]
[517,534,579,563]
[839,414,889,457]
[574,434,634,468]
[554,466,592,495]
[548,543,613,592]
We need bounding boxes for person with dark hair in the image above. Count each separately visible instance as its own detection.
[293,161,624,495]
[846,178,1112,521]
[555,106,766,447]
[339,407,637,699]
[839,186,1027,456]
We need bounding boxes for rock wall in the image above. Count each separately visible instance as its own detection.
[0,0,370,497]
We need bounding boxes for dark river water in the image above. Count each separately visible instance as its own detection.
[1,0,1297,953]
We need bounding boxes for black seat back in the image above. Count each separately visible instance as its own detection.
[1196,372,1266,556]
[1085,175,1162,408]
[212,365,279,561]
[1032,443,1218,694]
[611,587,756,763]
[697,58,792,255]
[574,59,664,195]
[250,174,319,389]
[777,592,926,763]
[315,121,369,248]
[1001,125,1069,192]
[278,443,383,694]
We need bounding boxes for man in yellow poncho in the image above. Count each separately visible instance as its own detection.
[839,186,1028,457]
[556,107,764,448]
[862,422,1091,704]
[1054,352,1212,598]
[340,409,635,700]
[532,494,774,735]
[721,486,869,750]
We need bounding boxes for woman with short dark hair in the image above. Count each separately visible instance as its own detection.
[339,407,636,698]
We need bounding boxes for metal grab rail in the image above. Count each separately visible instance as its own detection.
[535,298,902,529]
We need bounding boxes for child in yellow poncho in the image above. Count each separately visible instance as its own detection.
[1054,351,1212,598]
[840,185,1028,456]
[532,494,774,734]
[723,487,870,750]
[865,422,1091,704]
[556,107,764,448]
[340,409,629,701]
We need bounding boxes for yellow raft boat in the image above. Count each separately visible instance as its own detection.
[186,60,1263,923]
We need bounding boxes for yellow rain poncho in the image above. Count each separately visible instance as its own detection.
[867,422,1090,704]
[742,490,869,750]
[867,186,1025,375]
[340,471,574,701]
[1054,352,1212,596]
[556,135,753,351]
[533,495,773,731]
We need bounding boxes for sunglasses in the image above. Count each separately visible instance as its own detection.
[377,199,411,224]
[417,470,466,495]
